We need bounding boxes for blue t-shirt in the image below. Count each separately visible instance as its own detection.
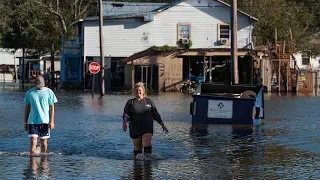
[24,87,58,124]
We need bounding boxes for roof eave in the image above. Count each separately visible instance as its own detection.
[70,19,84,26]
[216,0,258,21]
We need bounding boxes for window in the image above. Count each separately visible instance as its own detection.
[218,24,230,40]
[302,52,310,65]
[177,23,191,40]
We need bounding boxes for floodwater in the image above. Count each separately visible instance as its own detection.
[1,86,320,179]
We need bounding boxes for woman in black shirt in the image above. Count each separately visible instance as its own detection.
[122,82,168,156]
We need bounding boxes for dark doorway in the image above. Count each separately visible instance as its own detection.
[134,65,159,91]
[182,56,231,84]
[110,58,125,89]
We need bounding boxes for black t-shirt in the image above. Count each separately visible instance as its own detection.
[123,97,162,136]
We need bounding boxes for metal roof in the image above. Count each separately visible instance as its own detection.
[151,0,184,13]
[72,0,258,25]
[152,0,258,21]
[102,1,166,16]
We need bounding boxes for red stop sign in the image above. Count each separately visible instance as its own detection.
[1,64,7,72]
[88,62,100,74]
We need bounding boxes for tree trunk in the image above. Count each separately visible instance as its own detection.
[51,43,55,72]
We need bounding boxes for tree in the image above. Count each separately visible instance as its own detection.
[29,0,97,71]
[31,0,96,35]
[224,0,318,54]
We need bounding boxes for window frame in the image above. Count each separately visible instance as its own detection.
[177,23,192,41]
[301,52,310,65]
[217,23,230,45]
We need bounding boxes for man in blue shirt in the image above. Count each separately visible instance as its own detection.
[24,75,58,155]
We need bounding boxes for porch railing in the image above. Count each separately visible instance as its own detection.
[62,35,82,57]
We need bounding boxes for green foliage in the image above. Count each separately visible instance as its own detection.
[223,0,320,55]
[177,39,192,49]
[151,45,177,52]
[0,0,96,54]
[0,0,47,51]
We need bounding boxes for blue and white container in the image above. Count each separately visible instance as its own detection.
[190,83,264,124]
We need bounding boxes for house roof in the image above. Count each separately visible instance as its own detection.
[120,47,252,63]
[215,0,258,21]
[72,0,257,25]
[102,1,166,16]
[77,13,147,21]
[151,0,184,13]
[71,13,149,26]
[152,0,258,21]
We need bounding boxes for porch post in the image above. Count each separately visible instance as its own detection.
[278,60,281,92]
[151,65,153,90]
[141,65,143,82]
[146,66,148,90]
[209,56,212,82]
[14,53,18,83]
[203,56,206,82]
[188,56,191,80]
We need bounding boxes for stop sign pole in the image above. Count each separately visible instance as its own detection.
[89,62,101,97]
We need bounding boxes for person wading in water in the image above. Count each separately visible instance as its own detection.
[24,75,58,155]
[122,82,168,157]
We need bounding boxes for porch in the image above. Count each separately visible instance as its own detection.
[121,47,256,92]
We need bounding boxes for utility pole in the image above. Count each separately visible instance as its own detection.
[231,0,239,84]
[99,0,105,96]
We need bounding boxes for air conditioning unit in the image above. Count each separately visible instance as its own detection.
[181,38,189,45]
[219,39,228,45]
[143,14,155,22]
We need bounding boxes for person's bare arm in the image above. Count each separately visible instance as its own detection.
[24,105,30,130]
[49,104,55,130]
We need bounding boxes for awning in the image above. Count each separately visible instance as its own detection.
[120,47,252,63]
[179,51,249,56]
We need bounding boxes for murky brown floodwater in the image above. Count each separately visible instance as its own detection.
[0,87,320,179]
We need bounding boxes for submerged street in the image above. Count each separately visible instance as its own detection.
[0,89,320,179]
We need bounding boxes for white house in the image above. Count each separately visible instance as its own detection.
[0,49,22,82]
[292,52,320,93]
[293,52,320,70]
[66,0,258,90]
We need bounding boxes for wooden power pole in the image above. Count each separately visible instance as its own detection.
[231,0,239,84]
[99,0,105,96]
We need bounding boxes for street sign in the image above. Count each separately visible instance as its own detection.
[88,62,100,74]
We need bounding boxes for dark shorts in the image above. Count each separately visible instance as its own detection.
[129,122,153,139]
[130,131,153,139]
[28,124,50,139]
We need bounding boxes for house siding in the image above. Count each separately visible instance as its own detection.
[294,53,320,70]
[83,0,253,57]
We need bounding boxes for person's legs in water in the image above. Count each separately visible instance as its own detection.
[29,137,38,155]
[40,139,48,153]
[28,124,39,155]
[39,124,50,153]
[142,133,152,155]
[132,137,143,156]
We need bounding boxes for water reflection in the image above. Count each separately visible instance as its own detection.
[127,160,153,180]
[188,123,266,179]
[23,156,51,179]
[231,124,254,138]
[190,123,208,137]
